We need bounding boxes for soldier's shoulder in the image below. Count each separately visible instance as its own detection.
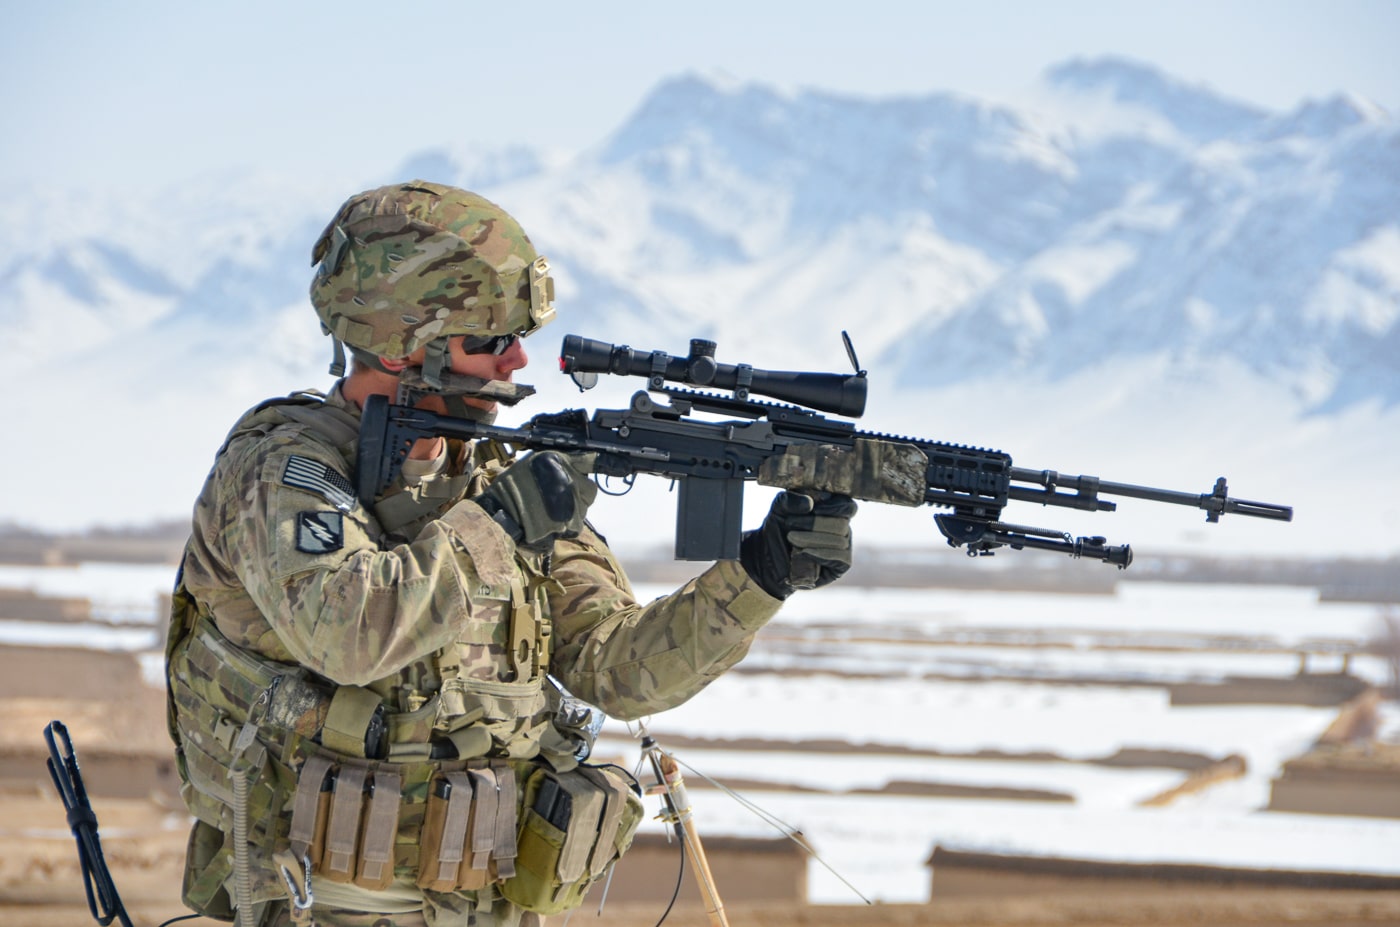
[209,397,356,496]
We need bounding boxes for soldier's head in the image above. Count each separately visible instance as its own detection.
[310,180,555,417]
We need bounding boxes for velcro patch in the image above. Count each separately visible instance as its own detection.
[296,511,344,554]
[283,455,356,511]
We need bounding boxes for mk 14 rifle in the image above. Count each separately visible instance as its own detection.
[357,334,1292,568]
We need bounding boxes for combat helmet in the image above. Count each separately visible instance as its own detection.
[310,180,555,400]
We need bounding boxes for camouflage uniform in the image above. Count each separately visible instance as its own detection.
[165,381,782,927]
[165,181,789,926]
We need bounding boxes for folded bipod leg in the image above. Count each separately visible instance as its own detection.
[44,719,135,927]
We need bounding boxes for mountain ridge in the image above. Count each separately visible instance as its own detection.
[0,58,1395,552]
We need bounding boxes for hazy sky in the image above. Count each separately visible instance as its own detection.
[4,0,1397,191]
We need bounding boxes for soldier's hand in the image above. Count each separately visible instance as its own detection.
[739,490,857,599]
[473,451,598,552]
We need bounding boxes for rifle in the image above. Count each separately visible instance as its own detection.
[357,334,1292,568]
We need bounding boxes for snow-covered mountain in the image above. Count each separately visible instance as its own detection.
[2,58,1396,558]
[502,58,1398,410]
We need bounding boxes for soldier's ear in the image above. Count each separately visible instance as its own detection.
[379,356,409,373]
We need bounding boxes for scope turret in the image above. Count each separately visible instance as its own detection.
[559,334,867,418]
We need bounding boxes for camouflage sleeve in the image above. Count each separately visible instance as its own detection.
[201,436,518,687]
[546,525,783,720]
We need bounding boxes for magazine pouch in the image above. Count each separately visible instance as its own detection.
[415,761,519,892]
[500,762,643,914]
[284,752,404,891]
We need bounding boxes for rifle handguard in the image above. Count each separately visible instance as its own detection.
[757,438,926,505]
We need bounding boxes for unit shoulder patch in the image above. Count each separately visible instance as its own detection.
[296,511,344,554]
[283,455,356,511]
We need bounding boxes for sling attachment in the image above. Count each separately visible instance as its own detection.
[280,752,327,924]
[508,581,538,682]
[274,850,314,926]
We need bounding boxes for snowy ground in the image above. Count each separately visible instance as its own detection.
[1,565,1397,904]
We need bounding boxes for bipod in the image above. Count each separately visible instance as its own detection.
[639,732,730,927]
[44,719,135,927]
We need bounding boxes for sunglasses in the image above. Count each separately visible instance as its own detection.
[460,333,519,356]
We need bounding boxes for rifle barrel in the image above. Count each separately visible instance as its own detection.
[1009,469,1293,522]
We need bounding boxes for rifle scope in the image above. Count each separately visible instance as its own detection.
[560,334,868,418]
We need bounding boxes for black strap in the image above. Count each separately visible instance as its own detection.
[44,720,134,927]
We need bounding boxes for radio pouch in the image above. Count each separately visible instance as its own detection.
[500,762,643,914]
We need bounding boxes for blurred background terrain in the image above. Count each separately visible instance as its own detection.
[2,3,1397,924]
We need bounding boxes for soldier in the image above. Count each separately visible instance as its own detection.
[165,180,857,927]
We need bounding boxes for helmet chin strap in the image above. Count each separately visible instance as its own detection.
[326,333,349,377]
[345,344,397,376]
[421,338,452,389]
[342,340,536,422]
[415,340,499,423]
[441,394,496,424]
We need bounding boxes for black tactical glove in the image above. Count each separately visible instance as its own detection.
[739,490,857,600]
[473,451,598,552]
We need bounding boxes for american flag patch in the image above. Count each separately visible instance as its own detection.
[282,456,356,511]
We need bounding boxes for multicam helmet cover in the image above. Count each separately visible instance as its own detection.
[309,180,556,376]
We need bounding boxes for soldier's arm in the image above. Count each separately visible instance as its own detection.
[202,440,518,686]
[546,526,783,720]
